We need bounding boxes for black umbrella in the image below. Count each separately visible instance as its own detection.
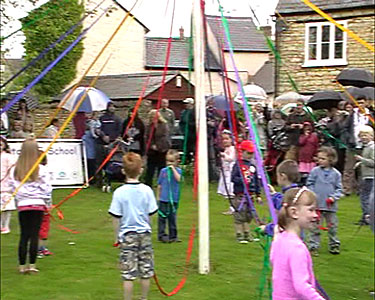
[208,95,239,111]
[307,90,342,110]
[341,86,375,102]
[336,68,374,88]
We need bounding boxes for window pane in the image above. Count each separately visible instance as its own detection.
[309,26,317,43]
[322,43,329,59]
[335,42,343,58]
[322,25,330,42]
[309,44,317,60]
[335,26,343,41]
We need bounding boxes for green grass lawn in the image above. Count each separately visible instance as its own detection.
[1,182,374,299]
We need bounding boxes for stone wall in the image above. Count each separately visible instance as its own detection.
[275,8,375,95]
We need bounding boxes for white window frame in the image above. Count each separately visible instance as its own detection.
[303,21,348,67]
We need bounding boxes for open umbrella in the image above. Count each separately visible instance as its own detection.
[281,103,313,115]
[234,84,267,104]
[208,95,239,111]
[306,91,342,110]
[341,86,375,102]
[274,91,311,105]
[336,68,374,88]
[61,87,111,112]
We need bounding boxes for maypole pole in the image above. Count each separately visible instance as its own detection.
[193,0,210,274]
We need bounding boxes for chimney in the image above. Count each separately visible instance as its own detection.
[260,26,272,37]
[179,26,184,39]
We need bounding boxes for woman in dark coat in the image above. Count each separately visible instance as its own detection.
[121,109,145,156]
[145,110,171,187]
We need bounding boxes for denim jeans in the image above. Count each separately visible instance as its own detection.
[158,202,177,240]
[360,178,374,218]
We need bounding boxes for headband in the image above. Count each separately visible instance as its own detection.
[282,186,309,208]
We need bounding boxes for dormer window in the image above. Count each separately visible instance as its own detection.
[303,21,348,67]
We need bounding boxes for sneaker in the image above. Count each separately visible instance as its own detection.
[37,251,44,259]
[169,238,182,243]
[27,264,39,273]
[1,228,10,234]
[329,245,340,255]
[354,219,369,226]
[222,210,233,215]
[310,249,319,257]
[158,236,169,243]
[236,233,243,243]
[243,232,253,242]
[239,239,249,244]
[253,237,260,242]
[42,249,53,256]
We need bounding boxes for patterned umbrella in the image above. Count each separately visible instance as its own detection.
[61,87,111,112]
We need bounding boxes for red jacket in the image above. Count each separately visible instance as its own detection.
[298,132,319,163]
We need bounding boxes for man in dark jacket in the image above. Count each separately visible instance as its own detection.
[179,98,196,164]
[284,99,310,161]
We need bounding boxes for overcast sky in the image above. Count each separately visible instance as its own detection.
[2,0,279,58]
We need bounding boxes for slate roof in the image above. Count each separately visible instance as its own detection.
[205,15,269,52]
[251,61,274,94]
[145,37,221,70]
[276,0,374,14]
[54,72,187,101]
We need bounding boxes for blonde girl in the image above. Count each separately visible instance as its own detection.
[1,136,16,234]
[271,187,325,300]
[217,131,236,215]
[10,138,52,273]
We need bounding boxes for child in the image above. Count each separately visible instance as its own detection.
[157,149,182,243]
[231,140,261,243]
[298,122,319,184]
[270,187,325,300]
[10,138,52,273]
[88,111,101,139]
[9,118,27,138]
[108,152,158,300]
[1,136,16,234]
[307,146,342,255]
[37,151,53,257]
[354,125,374,225]
[217,131,236,215]
[263,159,301,237]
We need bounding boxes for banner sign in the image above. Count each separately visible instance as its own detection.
[7,139,88,188]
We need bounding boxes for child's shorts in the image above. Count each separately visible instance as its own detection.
[39,212,50,240]
[233,195,253,224]
[119,232,154,281]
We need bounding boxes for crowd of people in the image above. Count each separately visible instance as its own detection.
[1,93,374,300]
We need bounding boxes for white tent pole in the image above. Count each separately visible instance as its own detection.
[193,0,210,274]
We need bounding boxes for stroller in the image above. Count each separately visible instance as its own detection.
[102,139,131,193]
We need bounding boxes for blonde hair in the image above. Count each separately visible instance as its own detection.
[278,187,316,230]
[358,125,374,138]
[166,149,180,162]
[122,152,142,178]
[317,146,338,166]
[14,138,40,182]
[149,109,167,124]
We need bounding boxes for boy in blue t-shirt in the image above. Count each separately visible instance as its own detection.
[157,150,182,243]
[108,152,158,300]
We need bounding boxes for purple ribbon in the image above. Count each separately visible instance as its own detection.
[220,13,277,225]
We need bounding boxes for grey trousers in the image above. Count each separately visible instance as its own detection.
[309,210,340,249]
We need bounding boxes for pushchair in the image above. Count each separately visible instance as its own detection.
[102,139,130,193]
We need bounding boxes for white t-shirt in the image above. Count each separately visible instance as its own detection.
[109,183,158,238]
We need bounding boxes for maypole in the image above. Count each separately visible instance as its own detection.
[193,0,210,274]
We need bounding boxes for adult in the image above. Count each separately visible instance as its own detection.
[253,103,268,151]
[284,99,310,161]
[121,108,145,156]
[72,112,87,139]
[145,110,171,187]
[159,98,175,134]
[179,98,196,164]
[99,102,122,143]
[9,118,27,138]
[42,118,59,138]
[267,109,285,138]
[16,99,33,126]
[352,98,372,149]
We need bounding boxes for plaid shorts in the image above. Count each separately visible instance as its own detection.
[119,232,154,281]
[233,194,253,224]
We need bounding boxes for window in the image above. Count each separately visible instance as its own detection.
[303,21,347,67]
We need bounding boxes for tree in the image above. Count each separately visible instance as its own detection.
[20,0,84,97]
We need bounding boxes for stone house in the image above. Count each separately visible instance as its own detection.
[274,0,375,96]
